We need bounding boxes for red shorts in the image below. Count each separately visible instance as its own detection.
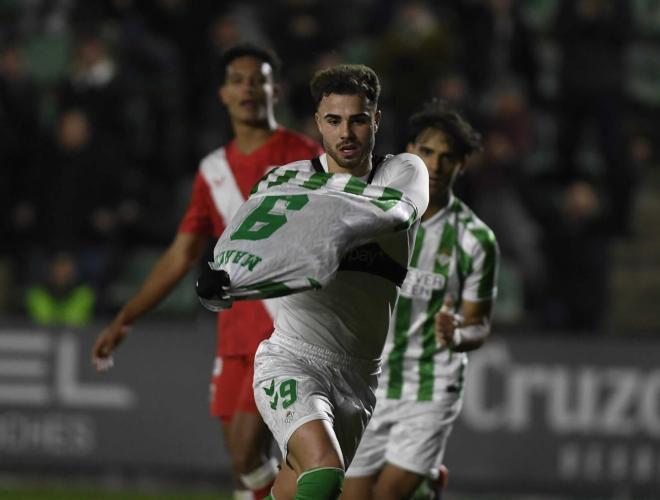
[209,354,258,423]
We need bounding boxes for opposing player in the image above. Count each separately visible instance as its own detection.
[91,44,322,499]
[197,64,429,499]
[341,100,499,500]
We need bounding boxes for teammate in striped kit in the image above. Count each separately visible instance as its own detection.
[342,100,499,500]
[91,44,321,500]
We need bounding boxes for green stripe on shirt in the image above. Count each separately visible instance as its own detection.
[470,227,498,299]
[417,222,455,401]
[386,224,425,399]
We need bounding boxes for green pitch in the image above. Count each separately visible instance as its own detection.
[0,485,232,500]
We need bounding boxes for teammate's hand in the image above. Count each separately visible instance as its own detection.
[435,297,459,349]
[91,322,130,372]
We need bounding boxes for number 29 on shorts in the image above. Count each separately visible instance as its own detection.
[264,378,298,410]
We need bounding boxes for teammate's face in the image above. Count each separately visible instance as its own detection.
[407,127,464,204]
[219,56,277,126]
[315,93,380,174]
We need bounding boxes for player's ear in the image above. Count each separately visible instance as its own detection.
[406,142,415,154]
[374,110,381,132]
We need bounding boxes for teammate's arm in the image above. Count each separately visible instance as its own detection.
[435,300,493,352]
[435,298,492,353]
[91,231,209,368]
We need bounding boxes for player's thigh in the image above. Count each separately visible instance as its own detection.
[341,474,378,500]
[287,418,343,473]
[272,461,298,500]
[373,463,425,500]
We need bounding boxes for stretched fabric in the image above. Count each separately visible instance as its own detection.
[209,160,419,302]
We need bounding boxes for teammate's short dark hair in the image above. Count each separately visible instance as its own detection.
[219,43,281,84]
[310,64,380,109]
[408,99,482,158]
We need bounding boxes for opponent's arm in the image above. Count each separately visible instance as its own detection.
[91,231,208,368]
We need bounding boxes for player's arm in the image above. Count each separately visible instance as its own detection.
[435,298,493,353]
[382,153,430,220]
[91,231,208,369]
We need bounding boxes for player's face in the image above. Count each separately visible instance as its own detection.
[219,56,277,126]
[407,127,464,204]
[315,93,380,174]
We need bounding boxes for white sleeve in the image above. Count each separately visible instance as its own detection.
[375,153,429,222]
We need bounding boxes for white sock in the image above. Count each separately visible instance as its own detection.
[233,490,254,500]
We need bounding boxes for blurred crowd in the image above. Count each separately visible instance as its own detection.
[1,0,659,332]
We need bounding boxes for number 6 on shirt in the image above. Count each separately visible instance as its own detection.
[230,194,309,241]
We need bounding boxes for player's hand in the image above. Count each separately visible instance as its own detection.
[196,263,233,311]
[435,297,460,349]
[91,322,130,372]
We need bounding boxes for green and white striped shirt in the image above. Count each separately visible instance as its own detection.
[379,195,499,402]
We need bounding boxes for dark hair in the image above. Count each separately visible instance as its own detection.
[219,43,281,83]
[408,99,482,158]
[309,64,380,109]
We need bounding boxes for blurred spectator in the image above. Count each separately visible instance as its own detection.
[25,251,95,327]
[461,83,545,316]
[371,1,456,150]
[57,31,126,140]
[32,108,124,294]
[530,175,612,332]
[555,0,634,236]
[0,42,40,255]
[456,0,539,104]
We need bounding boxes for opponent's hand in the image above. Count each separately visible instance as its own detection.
[91,322,130,372]
[435,297,460,349]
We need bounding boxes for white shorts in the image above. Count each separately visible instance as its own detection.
[253,331,379,469]
[346,394,462,479]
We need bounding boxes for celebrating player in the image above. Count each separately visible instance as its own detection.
[198,64,429,500]
[91,44,321,500]
[342,100,499,500]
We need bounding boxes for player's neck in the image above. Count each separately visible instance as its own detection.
[232,119,278,155]
[327,156,371,178]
